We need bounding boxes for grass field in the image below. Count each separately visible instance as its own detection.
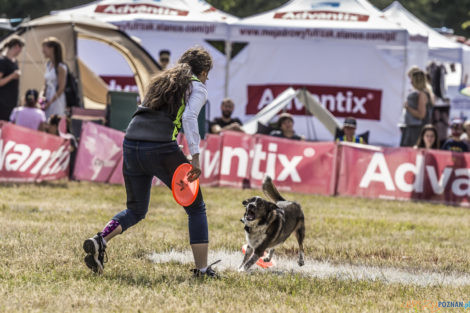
[1,181,470,312]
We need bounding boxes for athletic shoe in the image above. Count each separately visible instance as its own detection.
[83,232,107,274]
[192,259,221,278]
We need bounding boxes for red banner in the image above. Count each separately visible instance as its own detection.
[0,122,70,182]
[200,134,222,186]
[250,135,337,194]
[246,84,382,120]
[336,144,470,206]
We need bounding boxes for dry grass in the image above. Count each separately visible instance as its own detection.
[0,181,469,312]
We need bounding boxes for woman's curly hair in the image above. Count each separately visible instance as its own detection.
[143,46,212,116]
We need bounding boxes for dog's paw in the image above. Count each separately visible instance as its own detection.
[262,257,271,263]
[298,259,305,267]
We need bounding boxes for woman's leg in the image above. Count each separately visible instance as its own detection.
[150,145,209,270]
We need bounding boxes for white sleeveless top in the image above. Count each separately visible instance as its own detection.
[44,61,67,118]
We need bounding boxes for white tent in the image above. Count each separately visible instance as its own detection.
[383,1,466,86]
[53,0,238,115]
[227,0,409,146]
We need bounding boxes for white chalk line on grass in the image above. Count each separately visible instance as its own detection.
[148,250,470,287]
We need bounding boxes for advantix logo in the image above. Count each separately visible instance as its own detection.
[274,10,369,22]
[95,3,189,16]
[246,84,382,120]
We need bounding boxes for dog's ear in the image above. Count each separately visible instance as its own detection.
[242,199,249,206]
[255,197,262,205]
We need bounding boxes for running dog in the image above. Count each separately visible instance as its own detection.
[239,176,305,271]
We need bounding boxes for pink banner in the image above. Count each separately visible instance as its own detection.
[73,122,125,182]
[250,135,337,194]
[336,143,470,206]
[0,122,70,182]
[199,134,222,186]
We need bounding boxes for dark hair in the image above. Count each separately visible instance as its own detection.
[1,35,25,51]
[48,114,61,127]
[278,112,294,127]
[416,124,439,149]
[24,89,39,108]
[159,50,170,56]
[143,47,212,115]
[42,37,64,69]
[178,46,212,76]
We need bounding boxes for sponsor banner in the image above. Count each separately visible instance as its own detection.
[218,132,255,188]
[0,122,70,182]
[73,122,124,182]
[95,4,189,16]
[100,75,138,93]
[273,10,369,22]
[199,135,221,186]
[336,144,470,206]
[247,84,382,120]
[250,135,337,194]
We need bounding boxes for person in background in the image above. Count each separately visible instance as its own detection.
[210,98,244,134]
[270,112,303,141]
[336,117,364,144]
[441,119,468,152]
[42,37,67,118]
[460,120,470,146]
[415,124,439,149]
[159,50,171,70]
[45,114,61,136]
[0,35,24,121]
[9,89,46,131]
[400,69,432,147]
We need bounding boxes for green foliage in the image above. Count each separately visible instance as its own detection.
[1,0,470,37]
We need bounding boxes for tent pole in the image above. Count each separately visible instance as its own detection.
[224,40,232,98]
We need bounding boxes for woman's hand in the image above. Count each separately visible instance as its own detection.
[187,153,201,182]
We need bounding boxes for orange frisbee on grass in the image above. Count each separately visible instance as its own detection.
[171,163,199,207]
[242,244,275,269]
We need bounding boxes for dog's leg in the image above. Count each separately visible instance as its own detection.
[263,249,275,262]
[242,247,265,271]
[295,220,305,266]
[239,245,253,270]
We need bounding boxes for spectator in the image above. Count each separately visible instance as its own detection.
[159,50,171,70]
[0,35,24,121]
[441,119,468,152]
[335,117,365,144]
[42,37,67,118]
[210,98,244,134]
[460,120,470,145]
[9,89,46,131]
[415,124,439,149]
[45,114,61,136]
[270,113,303,141]
[400,69,433,147]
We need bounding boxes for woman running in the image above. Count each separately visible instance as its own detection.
[83,47,219,277]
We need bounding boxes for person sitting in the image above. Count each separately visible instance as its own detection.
[269,112,303,140]
[415,124,439,149]
[210,98,244,134]
[9,89,46,131]
[441,119,468,152]
[44,114,61,136]
[335,117,366,144]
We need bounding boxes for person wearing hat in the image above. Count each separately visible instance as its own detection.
[269,112,303,140]
[441,119,469,152]
[336,117,364,144]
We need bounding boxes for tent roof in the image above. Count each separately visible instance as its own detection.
[52,0,238,23]
[383,1,462,60]
[22,14,117,30]
[235,0,404,31]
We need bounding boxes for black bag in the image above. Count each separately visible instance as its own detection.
[56,63,81,108]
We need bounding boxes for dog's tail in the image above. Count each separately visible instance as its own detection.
[262,176,285,202]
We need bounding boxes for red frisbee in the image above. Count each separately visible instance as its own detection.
[171,163,199,207]
[242,244,275,269]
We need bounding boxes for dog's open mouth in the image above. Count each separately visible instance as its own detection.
[245,212,256,221]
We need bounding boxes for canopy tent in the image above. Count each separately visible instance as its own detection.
[383,1,467,85]
[53,0,238,117]
[228,0,409,146]
[2,14,161,109]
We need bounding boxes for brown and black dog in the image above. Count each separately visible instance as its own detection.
[239,176,305,271]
